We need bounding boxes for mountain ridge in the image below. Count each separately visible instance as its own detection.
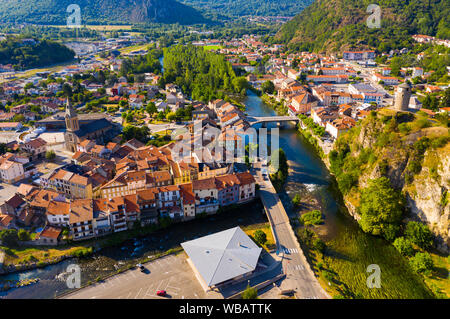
[0,0,207,25]
[274,0,450,52]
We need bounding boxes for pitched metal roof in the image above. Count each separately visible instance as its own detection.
[181,227,262,287]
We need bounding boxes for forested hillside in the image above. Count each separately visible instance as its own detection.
[0,38,75,69]
[275,0,450,52]
[181,0,313,17]
[160,45,248,102]
[0,0,207,25]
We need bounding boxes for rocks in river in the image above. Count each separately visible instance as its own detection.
[1,278,40,292]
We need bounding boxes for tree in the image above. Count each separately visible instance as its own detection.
[45,150,56,161]
[253,230,267,246]
[0,229,19,246]
[18,229,31,241]
[405,221,433,249]
[242,284,258,299]
[146,102,157,116]
[166,112,176,122]
[261,80,275,94]
[393,237,415,257]
[409,252,433,274]
[292,194,301,207]
[358,177,404,241]
[62,83,72,97]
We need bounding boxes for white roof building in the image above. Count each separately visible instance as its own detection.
[181,227,262,288]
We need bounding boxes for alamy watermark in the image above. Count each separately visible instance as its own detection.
[67,4,82,28]
[65,264,81,289]
[366,264,381,288]
[366,4,381,29]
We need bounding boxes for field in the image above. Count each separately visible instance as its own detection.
[46,25,132,31]
[119,44,150,54]
[202,45,223,51]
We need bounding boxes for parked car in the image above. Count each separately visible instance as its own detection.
[136,263,145,272]
[156,290,166,297]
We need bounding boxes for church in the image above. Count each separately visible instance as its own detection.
[64,99,119,152]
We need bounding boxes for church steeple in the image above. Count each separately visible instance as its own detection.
[65,97,79,131]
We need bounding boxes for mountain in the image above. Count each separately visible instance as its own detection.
[180,0,314,17]
[274,0,450,52]
[0,0,207,25]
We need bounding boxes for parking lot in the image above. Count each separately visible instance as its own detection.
[64,254,221,299]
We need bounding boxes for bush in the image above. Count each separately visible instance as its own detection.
[409,252,433,274]
[405,222,433,249]
[242,284,258,299]
[300,210,324,226]
[45,150,56,161]
[71,247,93,258]
[358,177,404,241]
[0,229,19,246]
[18,229,31,241]
[393,237,415,257]
[321,270,334,282]
[292,194,301,207]
[313,238,326,252]
[253,230,267,246]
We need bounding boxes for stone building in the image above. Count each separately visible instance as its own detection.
[64,99,118,152]
[393,82,412,111]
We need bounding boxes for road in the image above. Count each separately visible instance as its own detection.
[252,162,329,299]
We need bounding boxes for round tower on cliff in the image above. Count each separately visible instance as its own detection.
[393,82,412,111]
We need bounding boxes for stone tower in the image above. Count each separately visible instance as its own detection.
[64,98,79,152]
[393,82,412,111]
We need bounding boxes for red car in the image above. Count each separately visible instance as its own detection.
[156,290,166,297]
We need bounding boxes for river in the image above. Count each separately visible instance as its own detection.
[243,89,434,299]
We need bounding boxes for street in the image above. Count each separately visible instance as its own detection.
[252,162,330,299]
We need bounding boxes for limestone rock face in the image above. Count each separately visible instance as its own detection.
[407,148,450,252]
[337,115,449,253]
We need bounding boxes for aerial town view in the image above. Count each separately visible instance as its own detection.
[0,0,448,313]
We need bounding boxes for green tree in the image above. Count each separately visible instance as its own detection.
[253,230,267,246]
[261,80,275,94]
[242,284,258,299]
[393,236,415,257]
[358,177,404,241]
[292,194,301,207]
[405,221,433,249]
[18,229,31,241]
[409,252,433,274]
[146,102,157,116]
[0,229,19,246]
[166,112,176,122]
[45,150,56,161]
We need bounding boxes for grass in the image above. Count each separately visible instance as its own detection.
[1,244,88,266]
[299,210,324,226]
[203,45,223,51]
[423,252,450,298]
[243,223,276,252]
[119,44,149,54]
[322,230,435,298]
[46,25,132,31]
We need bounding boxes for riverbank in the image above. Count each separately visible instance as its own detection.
[249,89,440,298]
[294,117,450,299]
[0,199,269,298]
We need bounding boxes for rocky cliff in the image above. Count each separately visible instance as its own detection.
[329,109,450,252]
